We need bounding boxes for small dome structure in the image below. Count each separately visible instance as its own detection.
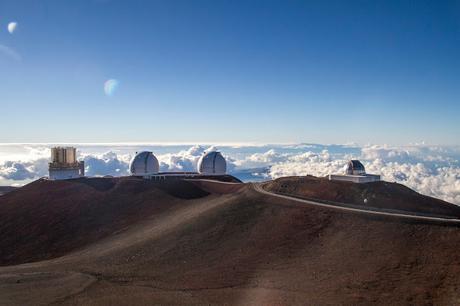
[345,160,366,175]
[197,151,226,175]
[129,151,159,176]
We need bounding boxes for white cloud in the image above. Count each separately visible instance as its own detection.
[269,150,345,178]
[83,151,130,176]
[156,145,209,171]
[0,161,35,180]
[361,144,458,164]
[0,158,48,180]
[233,149,288,169]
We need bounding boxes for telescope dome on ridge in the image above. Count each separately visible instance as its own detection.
[129,151,160,176]
[197,151,226,175]
[345,160,366,175]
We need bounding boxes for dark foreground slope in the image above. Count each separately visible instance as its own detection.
[264,175,460,218]
[1,178,460,305]
[0,186,16,196]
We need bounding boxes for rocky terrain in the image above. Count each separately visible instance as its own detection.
[1,176,460,305]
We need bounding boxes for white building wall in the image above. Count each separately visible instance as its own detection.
[329,174,380,183]
[49,168,82,180]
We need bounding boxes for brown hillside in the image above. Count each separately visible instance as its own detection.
[0,177,211,266]
[1,178,460,305]
[264,175,460,218]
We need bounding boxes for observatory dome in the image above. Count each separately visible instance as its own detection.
[129,151,160,176]
[197,151,226,175]
[345,160,366,175]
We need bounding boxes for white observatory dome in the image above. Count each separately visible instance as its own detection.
[129,151,160,176]
[197,151,226,175]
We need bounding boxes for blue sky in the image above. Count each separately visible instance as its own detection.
[0,0,459,144]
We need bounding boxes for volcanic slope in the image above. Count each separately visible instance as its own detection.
[264,175,460,218]
[1,178,460,305]
[0,177,213,266]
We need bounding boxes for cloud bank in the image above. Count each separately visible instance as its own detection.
[0,144,459,204]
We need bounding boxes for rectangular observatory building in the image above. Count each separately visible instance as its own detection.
[328,160,380,184]
[49,147,85,180]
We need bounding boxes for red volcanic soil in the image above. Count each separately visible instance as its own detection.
[0,177,210,266]
[2,177,460,305]
[264,175,460,218]
[189,179,245,194]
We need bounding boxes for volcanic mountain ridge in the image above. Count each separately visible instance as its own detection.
[1,176,460,305]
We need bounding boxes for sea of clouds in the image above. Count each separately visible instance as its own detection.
[0,143,459,204]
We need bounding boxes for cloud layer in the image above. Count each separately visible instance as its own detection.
[1,144,459,204]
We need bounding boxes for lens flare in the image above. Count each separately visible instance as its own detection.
[7,22,17,34]
[104,79,119,96]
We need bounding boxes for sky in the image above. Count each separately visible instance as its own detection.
[0,0,459,145]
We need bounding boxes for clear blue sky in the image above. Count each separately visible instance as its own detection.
[0,0,459,145]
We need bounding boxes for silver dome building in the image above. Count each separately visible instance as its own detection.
[129,151,160,176]
[197,151,226,175]
[329,159,380,183]
[345,160,366,175]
